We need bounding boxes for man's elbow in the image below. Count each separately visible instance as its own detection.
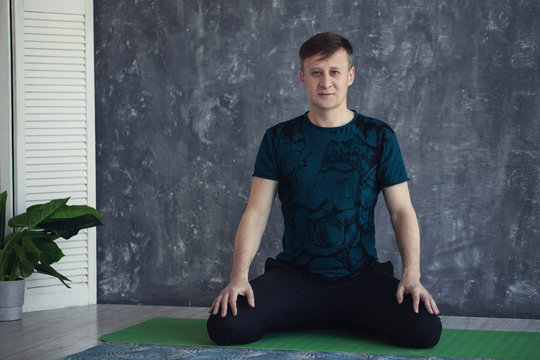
[389,206,416,225]
[242,207,271,227]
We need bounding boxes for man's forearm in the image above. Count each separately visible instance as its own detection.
[230,209,268,281]
[391,208,421,278]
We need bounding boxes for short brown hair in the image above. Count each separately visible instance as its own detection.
[299,32,353,69]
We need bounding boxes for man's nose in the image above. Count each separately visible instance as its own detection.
[320,73,332,88]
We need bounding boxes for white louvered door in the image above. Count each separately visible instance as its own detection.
[11,0,96,311]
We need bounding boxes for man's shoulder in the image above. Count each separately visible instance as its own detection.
[266,113,305,136]
[353,112,396,135]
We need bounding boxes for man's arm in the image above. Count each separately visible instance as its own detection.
[209,176,278,317]
[382,182,439,315]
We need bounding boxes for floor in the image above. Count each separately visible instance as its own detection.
[0,304,539,360]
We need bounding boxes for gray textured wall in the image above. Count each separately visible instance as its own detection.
[94,0,540,318]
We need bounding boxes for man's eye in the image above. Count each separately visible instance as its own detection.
[331,71,339,75]
[312,71,321,76]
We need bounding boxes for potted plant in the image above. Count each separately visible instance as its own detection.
[0,190,103,320]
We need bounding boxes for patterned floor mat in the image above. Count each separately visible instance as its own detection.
[63,342,475,360]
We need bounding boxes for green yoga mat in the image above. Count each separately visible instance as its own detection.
[101,318,540,360]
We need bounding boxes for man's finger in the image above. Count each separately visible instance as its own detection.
[426,296,436,314]
[412,291,420,314]
[396,283,404,304]
[229,292,238,316]
[220,293,229,318]
[422,294,433,314]
[210,295,221,315]
[431,297,440,315]
[246,287,255,308]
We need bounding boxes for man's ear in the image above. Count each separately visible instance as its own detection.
[348,66,355,86]
[299,67,305,85]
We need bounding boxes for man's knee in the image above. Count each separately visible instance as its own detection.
[206,314,237,345]
[399,314,442,348]
[206,313,263,346]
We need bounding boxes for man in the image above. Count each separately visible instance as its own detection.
[207,32,442,348]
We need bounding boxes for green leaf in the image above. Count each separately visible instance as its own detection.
[0,231,23,280]
[38,241,64,265]
[8,198,69,229]
[2,231,23,250]
[0,247,17,281]
[35,263,71,288]
[26,231,59,244]
[13,243,35,277]
[7,263,20,281]
[46,204,104,220]
[21,235,40,265]
[25,204,42,213]
[27,232,60,264]
[0,191,7,249]
[37,214,102,239]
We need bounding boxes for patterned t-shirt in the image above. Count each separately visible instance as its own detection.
[253,110,409,282]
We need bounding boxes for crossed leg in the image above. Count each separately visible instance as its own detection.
[328,261,442,348]
[207,259,441,348]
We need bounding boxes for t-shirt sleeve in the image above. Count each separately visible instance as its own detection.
[253,129,279,181]
[377,129,409,187]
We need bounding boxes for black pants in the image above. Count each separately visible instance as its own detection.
[207,258,442,348]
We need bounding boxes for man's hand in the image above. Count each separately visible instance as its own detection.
[396,274,439,315]
[209,278,255,318]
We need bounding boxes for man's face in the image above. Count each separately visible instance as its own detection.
[299,48,355,112]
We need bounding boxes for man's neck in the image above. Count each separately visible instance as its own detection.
[306,107,355,128]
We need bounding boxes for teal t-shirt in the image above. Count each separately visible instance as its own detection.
[253,110,409,282]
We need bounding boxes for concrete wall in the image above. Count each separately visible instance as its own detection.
[94,0,539,318]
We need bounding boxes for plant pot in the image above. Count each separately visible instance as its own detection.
[0,278,25,321]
